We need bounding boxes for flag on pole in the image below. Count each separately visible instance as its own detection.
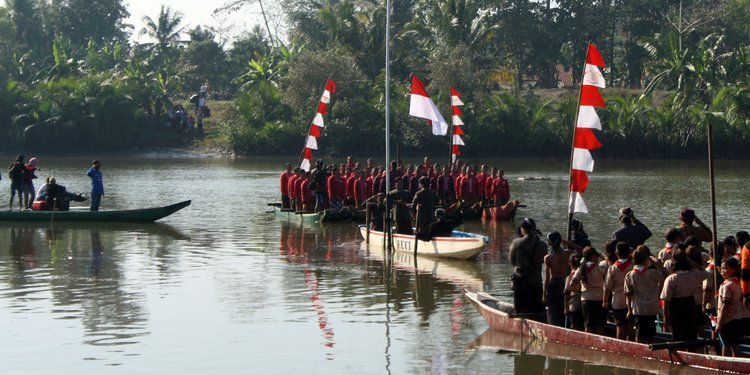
[450,87,464,162]
[300,79,335,171]
[409,74,448,136]
[569,43,606,214]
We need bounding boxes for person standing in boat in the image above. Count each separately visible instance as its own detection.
[412,177,438,240]
[388,177,413,235]
[311,160,329,212]
[491,169,510,206]
[716,257,743,357]
[437,166,455,207]
[564,253,584,330]
[509,218,547,316]
[572,246,608,335]
[476,165,488,205]
[280,163,293,209]
[362,193,385,231]
[660,247,708,343]
[624,245,665,344]
[604,242,634,340]
[327,166,345,210]
[86,160,104,211]
[658,228,684,264]
[569,219,592,248]
[611,207,652,249]
[677,208,713,245]
[22,157,38,210]
[8,155,25,211]
[543,231,574,327]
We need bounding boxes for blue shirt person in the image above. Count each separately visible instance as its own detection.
[86,160,104,211]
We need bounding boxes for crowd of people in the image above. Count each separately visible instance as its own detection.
[6,155,104,212]
[280,156,511,237]
[511,207,749,357]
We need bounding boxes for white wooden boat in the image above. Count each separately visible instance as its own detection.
[358,224,488,260]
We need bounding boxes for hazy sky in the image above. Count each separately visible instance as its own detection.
[125,0,273,44]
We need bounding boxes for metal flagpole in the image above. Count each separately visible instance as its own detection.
[384,0,393,253]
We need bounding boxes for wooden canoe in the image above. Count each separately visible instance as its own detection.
[465,290,750,374]
[273,206,322,223]
[358,225,488,260]
[0,200,191,223]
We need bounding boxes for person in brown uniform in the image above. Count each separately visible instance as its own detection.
[677,208,712,244]
[624,245,665,343]
[604,242,634,340]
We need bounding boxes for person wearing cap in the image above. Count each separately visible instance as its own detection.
[509,218,547,315]
[611,207,652,249]
[8,155,25,210]
[412,176,438,239]
[86,160,104,211]
[543,231,575,327]
[387,177,413,235]
[280,163,293,209]
[22,157,39,210]
[678,208,712,244]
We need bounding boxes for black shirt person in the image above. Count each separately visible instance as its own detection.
[509,218,547,316]
[612,207,652,249]
[412,176,438,239]
[421,209,463,240]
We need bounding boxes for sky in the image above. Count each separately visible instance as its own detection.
[125,0,275,44]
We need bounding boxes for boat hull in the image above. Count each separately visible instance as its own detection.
[358,225,487,260]
[465,290,750,374]
[273,206,321,223]
[0,200,191,223]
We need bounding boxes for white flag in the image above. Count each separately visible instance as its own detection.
[452,135,464,146]
[572,148,594,172]
[312,113,325,127]
[568,191,588,214]
[410,75,449,136]
[305,136,318,150]
[583,64,606,88]
[452,115,464,126]
[300,159,311,172]
[576,106,601,130]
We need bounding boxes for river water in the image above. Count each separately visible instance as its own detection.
[0,156,745,374]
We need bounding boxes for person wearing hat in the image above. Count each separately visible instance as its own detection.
[22,157,39,209]
[678,208,712,244]
[611,207,652,249]
[86,160,104,211]
[509,218,547,315]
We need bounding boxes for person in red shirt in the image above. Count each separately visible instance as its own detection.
[455,166,466,200]
[365,158,374,177]
[460,166,478,205]
[346,169,358,206]
[354,170,369,207]
[288,168,300,211]
[476,164,488,205]
[294,170,306,212]
[493,169,510,205]
[421,156,431,175]
[327,167,345,210]
[299,172,314,211]
[346,156,355,172]
[280,163,293,209]
[486,167,498,204]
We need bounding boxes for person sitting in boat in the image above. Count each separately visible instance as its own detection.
[509,218,547,317]
[362,193,385,232]
[35,177,86,211]
[420,209,463,241]
[678,208,713,245]
[612,207,652,249]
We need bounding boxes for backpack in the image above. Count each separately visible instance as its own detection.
[8,162,23,180]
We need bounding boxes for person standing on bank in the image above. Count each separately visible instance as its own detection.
[87,160,104,211]
[509,218,547,316]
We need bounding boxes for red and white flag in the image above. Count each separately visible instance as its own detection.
[569,43,606,214]
[450,87,464,161]
[410,74,448,136]
[300,79,335,172]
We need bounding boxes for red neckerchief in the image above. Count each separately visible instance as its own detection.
[663,243,674,253]
[614,259,632,272]
[585,261,596,273]
[633,265,646,275]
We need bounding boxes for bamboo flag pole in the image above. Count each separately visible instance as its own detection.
[566,42,591,241]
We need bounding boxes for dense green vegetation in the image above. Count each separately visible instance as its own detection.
[1,0,749,158]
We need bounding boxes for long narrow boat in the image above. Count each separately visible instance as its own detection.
[0,200,191,223]
[273,205,322,223]
[359,224,487,260]
[465,290,750,374]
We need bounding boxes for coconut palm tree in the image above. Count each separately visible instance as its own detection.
[139,5,185,61]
